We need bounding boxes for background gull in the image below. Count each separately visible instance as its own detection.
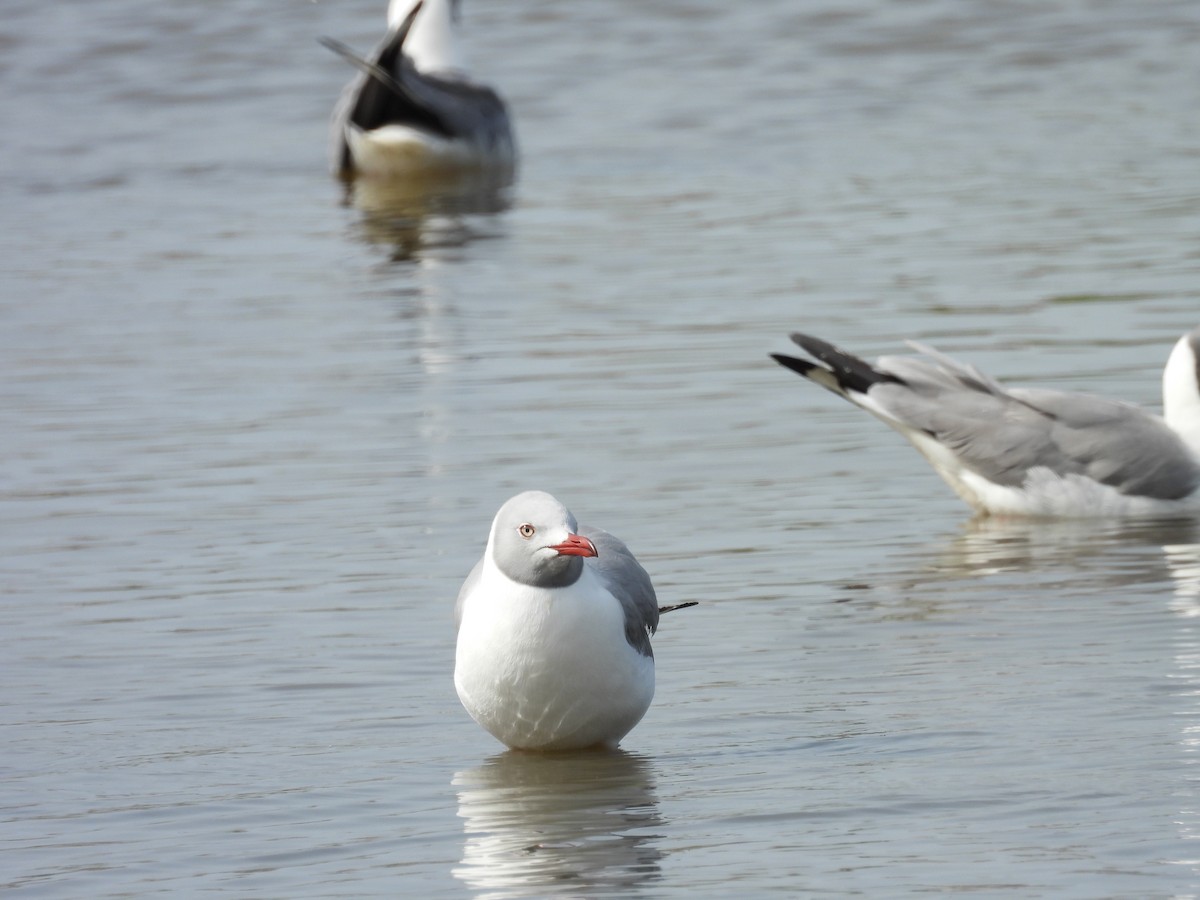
[771,328,1200,518]
[323,0,515,179]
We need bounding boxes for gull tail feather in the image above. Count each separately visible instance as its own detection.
[658,601,698,614]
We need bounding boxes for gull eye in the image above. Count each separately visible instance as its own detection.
[518,523,536,539]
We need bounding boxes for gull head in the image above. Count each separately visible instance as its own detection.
[487,491,598,588]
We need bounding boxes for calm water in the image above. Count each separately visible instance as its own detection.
[4,0,1200,895]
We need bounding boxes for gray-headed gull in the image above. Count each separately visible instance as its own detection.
[771,328,1200,518]
[323,0,515,178]
[454,491,694,751]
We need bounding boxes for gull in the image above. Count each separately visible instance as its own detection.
[323,0,515,178]
[770,328,1200,518]
[454,491,694,751]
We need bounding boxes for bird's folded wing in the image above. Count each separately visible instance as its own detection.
[871,364,1200,499]
[579,527,659,656]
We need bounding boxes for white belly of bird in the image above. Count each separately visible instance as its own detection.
[454,565,655,751]
[962,468,1200,518]
[346,124,509,177]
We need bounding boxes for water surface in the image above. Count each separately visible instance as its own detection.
[3,0,1200,896]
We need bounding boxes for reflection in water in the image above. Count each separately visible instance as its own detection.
[913,518,1200,873]
[453,749,663,897]
[1165,539,1200,867]
[1166,541,1200,617]
[342,165,514,261]
[864,517,1200,871]
[847,517,1200,622]
[927,516,1200,584]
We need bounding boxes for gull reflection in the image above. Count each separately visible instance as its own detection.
[1165,540,1200,617]
[847,516,1200,621]
[926,516,1200,585]
[869,515,1200,869]
[452,749,663,898]
[342,166,513,262]
[1164,536,1200,865]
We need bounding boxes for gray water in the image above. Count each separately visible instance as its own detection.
[4,0,1200,896]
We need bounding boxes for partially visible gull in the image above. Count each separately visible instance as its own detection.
[323,0,515,178]
[454,491,695,751]
[771,328,1200,518]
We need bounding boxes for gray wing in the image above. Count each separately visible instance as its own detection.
[454,557,484,631]
[871,352,1200,500]
[1009,388,1200,499]
[394,70,513,151]
[579,526,659,659]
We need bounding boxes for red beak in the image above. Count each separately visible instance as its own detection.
[549,533,598,558]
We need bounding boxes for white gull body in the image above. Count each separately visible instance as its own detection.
[454,492,663,751]
[325,0,515,178]
[771,328,1200,518]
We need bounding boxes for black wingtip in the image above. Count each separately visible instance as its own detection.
[770,352,818,377]
[780,331,898,394]
[658,601,698,614]
[319,0,423,81]
[787,331,842,361]
[396,0,425,44]
[318,35,359,63]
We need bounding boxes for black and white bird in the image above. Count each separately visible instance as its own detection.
[454,491,693,751]
[771,328,1200,518]
[324,0,515,178]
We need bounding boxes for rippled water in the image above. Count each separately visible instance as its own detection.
[4,0,1200,895]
